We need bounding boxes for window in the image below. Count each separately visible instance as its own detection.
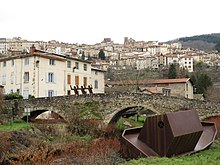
[49,59,55,65]
[2,74,6,85]
[23,88,29,99]
[25,57,29,65]
[67,90,71,95]
[3,61,6,67]
[67,61,71,68]
[83,77,87,87]
[75,62,79,69]
[95,71,98,75]
[83,64,87,71]
[10,72,14,84]
[48,90,54,97]
[48,72,55,83]
[67,75,71,84]
[11,60,14,66]
[75,75,79,86]
[94,80,98,89]
[24,72,29,83]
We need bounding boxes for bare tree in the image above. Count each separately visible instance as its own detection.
[205,86,220,102]
[0,87,3,109]
[0,87,4,124]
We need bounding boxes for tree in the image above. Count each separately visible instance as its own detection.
[190,72,212,94]
[205,86,220,102]
[98,49,106,60]
[0,88,3,111]
[168,64,177,79]
[4,93,23,100]
[190,60,212,94]
[215,43,220,52]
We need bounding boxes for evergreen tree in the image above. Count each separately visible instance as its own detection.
[191,73,212,94]
[98,49,106,60]
[168,64,177,79]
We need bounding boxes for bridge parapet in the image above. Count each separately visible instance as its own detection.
[3,92,220,123]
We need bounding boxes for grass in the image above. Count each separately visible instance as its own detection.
[120,139,220,165]
[116,115,146,130]
[0,120,30,131]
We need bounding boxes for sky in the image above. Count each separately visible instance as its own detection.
[1,0,220,44]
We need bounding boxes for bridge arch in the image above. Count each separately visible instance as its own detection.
[108,106,158,125]
[21,109,66,123]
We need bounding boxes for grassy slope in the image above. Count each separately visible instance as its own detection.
[0,120,29,131]
[120,139,220,165]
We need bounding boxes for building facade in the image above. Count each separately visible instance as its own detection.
[0,46,105,98]
[107,78,194,99]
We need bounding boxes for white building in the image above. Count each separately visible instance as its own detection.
[179,56,194,72]
[0,46,105,99]
[165,54,179,66]
[0,38,9,54]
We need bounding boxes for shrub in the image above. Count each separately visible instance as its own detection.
[4,93,23,100]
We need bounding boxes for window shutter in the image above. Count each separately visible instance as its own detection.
[46,73,48,83]
[75,75,79,86]
[83,77,87,87]
[67,75,71,84]
[54,73,56,83]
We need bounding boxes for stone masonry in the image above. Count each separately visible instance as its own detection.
[3,92,220,124]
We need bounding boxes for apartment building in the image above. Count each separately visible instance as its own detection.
[0,46,105,98]
[179,55,194,72]
[0,38,8,54]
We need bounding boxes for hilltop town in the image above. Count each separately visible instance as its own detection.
[1,36,220,72]
[0,36,220,100]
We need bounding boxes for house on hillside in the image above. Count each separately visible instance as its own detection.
[0,45,105,99]
[179,55,194,72]
[106,78,194,99]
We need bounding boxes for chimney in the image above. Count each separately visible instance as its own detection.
[30,44,36,55]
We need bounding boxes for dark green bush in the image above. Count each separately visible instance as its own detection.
[4,93,23,100]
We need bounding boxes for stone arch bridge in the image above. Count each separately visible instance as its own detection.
[4,93,220,125]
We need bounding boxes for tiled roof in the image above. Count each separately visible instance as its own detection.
[140,87,161,94]
[164,54,178,57]
[106,78,191,85]
[180,55,193,59]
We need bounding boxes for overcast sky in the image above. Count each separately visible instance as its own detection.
[1,0,219,44]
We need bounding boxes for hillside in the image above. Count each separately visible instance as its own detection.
[172,33,220,51]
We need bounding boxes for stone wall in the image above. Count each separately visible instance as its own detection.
[3,92,220,123]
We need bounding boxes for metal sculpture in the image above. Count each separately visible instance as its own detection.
[121,110,217,158]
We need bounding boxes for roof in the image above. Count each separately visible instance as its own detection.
[180,55,193,59]
[107,78,191,86]
[0,53,65,62]
[0,47,91,64]
[91,67,106,72]
[164,54,178,57]
[139,87,161,94]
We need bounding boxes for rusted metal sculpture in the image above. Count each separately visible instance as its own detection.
[70,85,93,95]
[121,110,217,158]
